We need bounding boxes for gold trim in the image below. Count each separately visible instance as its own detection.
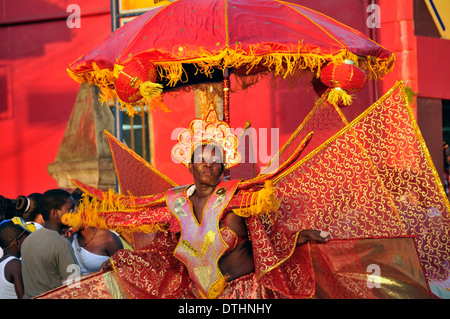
[103,270,125,299]
[67,44,395,116]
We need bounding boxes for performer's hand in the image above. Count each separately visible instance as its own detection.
[297,229,330,246]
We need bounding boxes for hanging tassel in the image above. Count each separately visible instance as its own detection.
[326,87,353,106]
[319,60,366,107]
[139,80,164,100]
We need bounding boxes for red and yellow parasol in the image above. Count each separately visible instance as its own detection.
[67,0,395,116]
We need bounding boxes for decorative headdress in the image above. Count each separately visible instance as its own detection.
[171,102,241,169]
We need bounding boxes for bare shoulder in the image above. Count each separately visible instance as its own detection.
[223,211,248,238]
[97,229,122,242]
[5,257,21,269]
[86,229,123,256]
[4,258,21,280]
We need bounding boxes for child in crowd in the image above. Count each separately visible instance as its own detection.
[0,217,33,299]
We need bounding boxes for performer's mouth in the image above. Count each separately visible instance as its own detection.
[202,168,214,175]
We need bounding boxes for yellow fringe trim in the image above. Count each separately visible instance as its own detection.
[326,87,353,106]
[67,65,171,117]
[62,190,168,234]
[67,47,395,115]
[233,180,281,223]
[99,86,171,117]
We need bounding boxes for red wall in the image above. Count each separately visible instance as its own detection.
[0,0,111,197]
[417,36,450,100]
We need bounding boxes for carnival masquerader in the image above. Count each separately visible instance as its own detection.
[62,103,330,299]
[165,141,329,297]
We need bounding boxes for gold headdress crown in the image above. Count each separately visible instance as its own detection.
[171,102,241,169]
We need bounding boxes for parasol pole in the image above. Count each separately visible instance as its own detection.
[223,68,230,125]
[223,68,231,181]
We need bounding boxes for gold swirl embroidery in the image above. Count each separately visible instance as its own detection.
[274,82,450,288]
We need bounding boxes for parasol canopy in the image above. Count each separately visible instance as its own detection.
[67,0,395,115]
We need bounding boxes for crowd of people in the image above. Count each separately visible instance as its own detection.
[0,189,126,299]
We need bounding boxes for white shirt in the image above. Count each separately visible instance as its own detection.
[0,256,19,299]
[71,234,109,275]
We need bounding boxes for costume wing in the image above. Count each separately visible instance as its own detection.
[104,130,177,196]
[272,82,450,293]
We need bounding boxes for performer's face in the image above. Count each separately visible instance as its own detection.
[189,145,224,186]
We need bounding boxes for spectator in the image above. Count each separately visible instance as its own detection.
[15,193,44,229]
[0,196,17,221]
[71,227,123,275]
[21,189,79,299]
[0,217,33,299]
[70,189,125,275]
[0,196,16,259]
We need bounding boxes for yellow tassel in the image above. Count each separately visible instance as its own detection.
[233,180,281,221]
[68,47,394,116]
[62,192,108,230]
[139,81,164,100]
[208,275,229,299]
[62,189,168,234]
[68,48,394,91]
[326,87,353,106]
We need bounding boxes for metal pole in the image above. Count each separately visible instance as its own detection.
[111,0,123,143]
[223,68,231,180]
[223,68,230,125]
[111,0,123,193]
